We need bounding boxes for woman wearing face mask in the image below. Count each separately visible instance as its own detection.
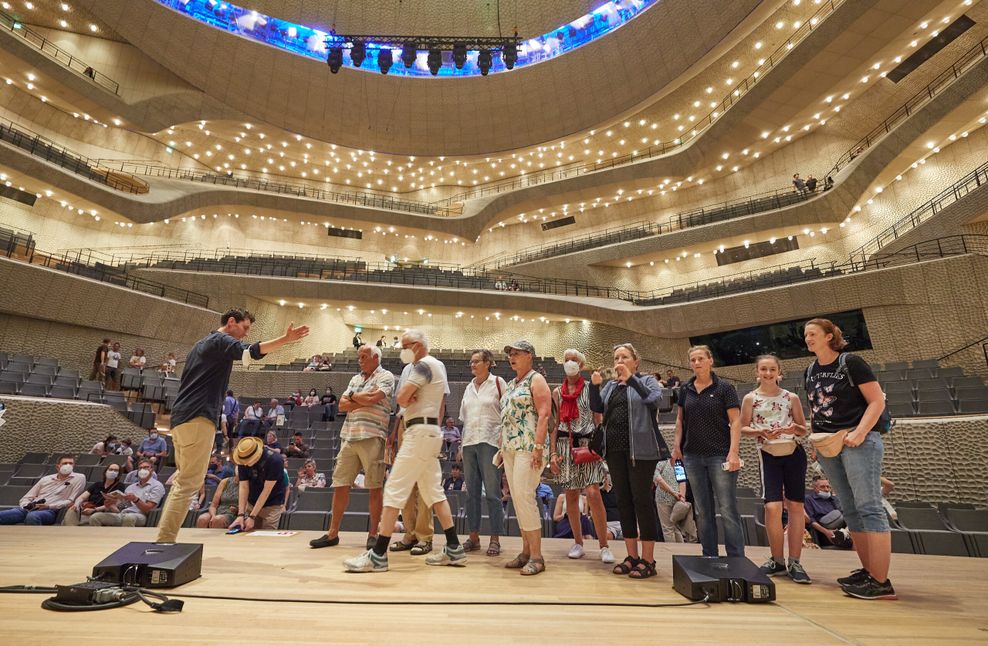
[90,435,118,457]
[63,464,125,526]
[803,318,893,600]
[589,343,669,579]
[548,349,614,564]
[303,388,320,408]
[670,345,744,560]
[197,472,240,528]
[739,354,810,584]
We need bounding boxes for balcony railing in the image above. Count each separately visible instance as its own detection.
[0,9,120,94]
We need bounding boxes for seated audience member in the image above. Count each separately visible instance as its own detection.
[136,428,168,467]
[285,432,309,458]
[119,438,135,471]
[304,355,322,372]
[0,455,86,525]
[89,460,166,527]
[229,437,287,531]
[317,357,333,371]
[296,459,327,491]
[288,390,303,407]
[442,464,465,491]
[392,336,401,349]
[264,398,285,428]
[442,417,462,459]
[303,388,321,408]
[90,435,119,457]
[500,471,511,509]
[196,475,239,528]
[536,482,554,515]
[239,401,264,437]
[159,352,177,375]
[653,459,698,543]
[123,464,159,485]
[129,348,147,370]
[244,401,263,420]
[806,444,825,479]
[264,430,282,453]
[552,492,594,539]
[661,370,681,389]
[320,387,338,421]
[205,453,234,484]
[64,464,125,526]
[880,476,897,523]
[804,477,852,549]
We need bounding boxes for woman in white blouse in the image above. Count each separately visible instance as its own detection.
[459,349,508,557]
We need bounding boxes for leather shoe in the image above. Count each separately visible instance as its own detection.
[309,535,340,549]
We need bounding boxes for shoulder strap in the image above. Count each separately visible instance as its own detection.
[496,376,503,399]
[838,352,854,388]
[803,360,817,391]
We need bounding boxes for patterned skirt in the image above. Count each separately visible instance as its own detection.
[544,436,606,489]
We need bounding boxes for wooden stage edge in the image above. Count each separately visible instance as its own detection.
[0,527,986,644]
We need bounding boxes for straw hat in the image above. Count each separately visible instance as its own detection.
[808,430,847,458]
[232,436,264,465]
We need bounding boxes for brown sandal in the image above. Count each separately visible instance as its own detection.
[613,556,640,575]
[487,538,501,557]
[628,560,657,579]
[505,552,530,569]
[520,557,545,576]
[462,538,482,552]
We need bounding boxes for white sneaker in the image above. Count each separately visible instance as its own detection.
[599,547,616,564]
[343,549,389,573]
[567,543,585,559]
[425,545,468,567]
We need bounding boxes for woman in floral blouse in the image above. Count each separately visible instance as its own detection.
[500,340,552,575]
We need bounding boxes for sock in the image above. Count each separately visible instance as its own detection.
[372,535,391,557]
[773,556,785,565]
[443,526,460,548]
[789,558,800,565]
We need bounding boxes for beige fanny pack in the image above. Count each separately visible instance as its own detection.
[760,439,797,457]
[809,430,848,458]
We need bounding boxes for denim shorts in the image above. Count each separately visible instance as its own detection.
[816,431,888,533]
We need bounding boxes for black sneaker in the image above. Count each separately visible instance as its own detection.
[842,575,897,600]
[787,559,812,584]
[837,568,869,587]
[310,535,340,549]
[758,558,787,577]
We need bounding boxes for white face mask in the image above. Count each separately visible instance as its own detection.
[59,464,74,476]
[138,469,151,480]
[817,491,831,499]
[106,470,120,479]
[149,433,158,440]
[399,348,416,364]
[563,360,581,376]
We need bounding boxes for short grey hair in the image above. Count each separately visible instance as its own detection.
[563,348,586,366]
[359,344,382,361]
[403,328,429,348]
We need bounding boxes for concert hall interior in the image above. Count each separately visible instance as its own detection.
[1,0,988,642]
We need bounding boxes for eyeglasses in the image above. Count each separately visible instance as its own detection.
[469,359,487,365]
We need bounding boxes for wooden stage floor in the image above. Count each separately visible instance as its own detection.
[0,528,986,644]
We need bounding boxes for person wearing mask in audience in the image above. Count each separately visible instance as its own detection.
[344,329,465,573]
[196,473,240,528]
[804,318,894,600]
[0,455,86,525]
[205,453,234,485]
[64,463,126,526]
[671,345,744,559]
[123,465,159,485]
[90,460,165,527]
[590,343,669,579]
[303,388,321,408]
[286,432,310,458]
[549,348,614,564]
[653,459,698,543]
[129,348,147,370]
[311,345,394,551]
[304,355,322,372]
[90,337,110,383]
[804,477,852,548]
[264,398,286,429]
[105,341,123,390]
[90,435,119,457]
[137,428,168,467]
[739,354,811,583]
[442,417,462,460]
[459,349,507,557]
[228,437,286,531]
[321,387,338,421]
[296,459,326,491]
[442,464,465,491]
[499,340,552,576]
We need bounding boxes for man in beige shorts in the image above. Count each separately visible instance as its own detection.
[310,344,395,550]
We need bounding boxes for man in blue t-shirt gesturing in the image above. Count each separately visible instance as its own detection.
[156,308,309,543]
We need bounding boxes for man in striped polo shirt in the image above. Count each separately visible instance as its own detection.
[310,344,395,551]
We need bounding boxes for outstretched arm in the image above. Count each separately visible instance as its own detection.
[259,322,310,355]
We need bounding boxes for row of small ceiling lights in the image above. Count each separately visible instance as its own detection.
[273,301,587,326]
[2,2,100,33]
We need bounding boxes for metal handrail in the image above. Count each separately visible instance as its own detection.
[850,158,988,262]
[938,334,988,362]
[0,9,120,94]
[0,118,148,194]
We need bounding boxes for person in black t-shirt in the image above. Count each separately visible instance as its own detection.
[230,437,287,531]
[155,308,308,544]
[63,464,125,526]
[804,318,894,601]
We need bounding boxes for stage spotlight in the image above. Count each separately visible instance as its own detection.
[452,43,467,69]
[351,40,366,67]
[401,42,417,68]
[503,43,517,69]
[378,48,394,74]
[427,48,442,75]
[327,47,343,73]
[478,49,493,75]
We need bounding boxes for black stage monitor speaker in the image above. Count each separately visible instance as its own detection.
[93,542,203,589]
[672,555,775,603]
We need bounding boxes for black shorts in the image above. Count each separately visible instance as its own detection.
[759,444,807,503]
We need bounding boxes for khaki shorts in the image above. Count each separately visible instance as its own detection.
[246,503,285,530]
[332,437,386,489]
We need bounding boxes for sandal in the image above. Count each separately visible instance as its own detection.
[410,541,433,556]
[612,556,640,575]
[520,557,545,576]
[505,552,530,569]
[629,560,657,579]
[462,538,482,552]
[389,539,416,552]
[486,538,501,557]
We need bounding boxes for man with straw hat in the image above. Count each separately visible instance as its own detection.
[229,436,288,532]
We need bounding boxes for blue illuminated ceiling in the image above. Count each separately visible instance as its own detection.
[157,0,658,77]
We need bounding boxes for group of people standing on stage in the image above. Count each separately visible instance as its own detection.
[157,309,894,599]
